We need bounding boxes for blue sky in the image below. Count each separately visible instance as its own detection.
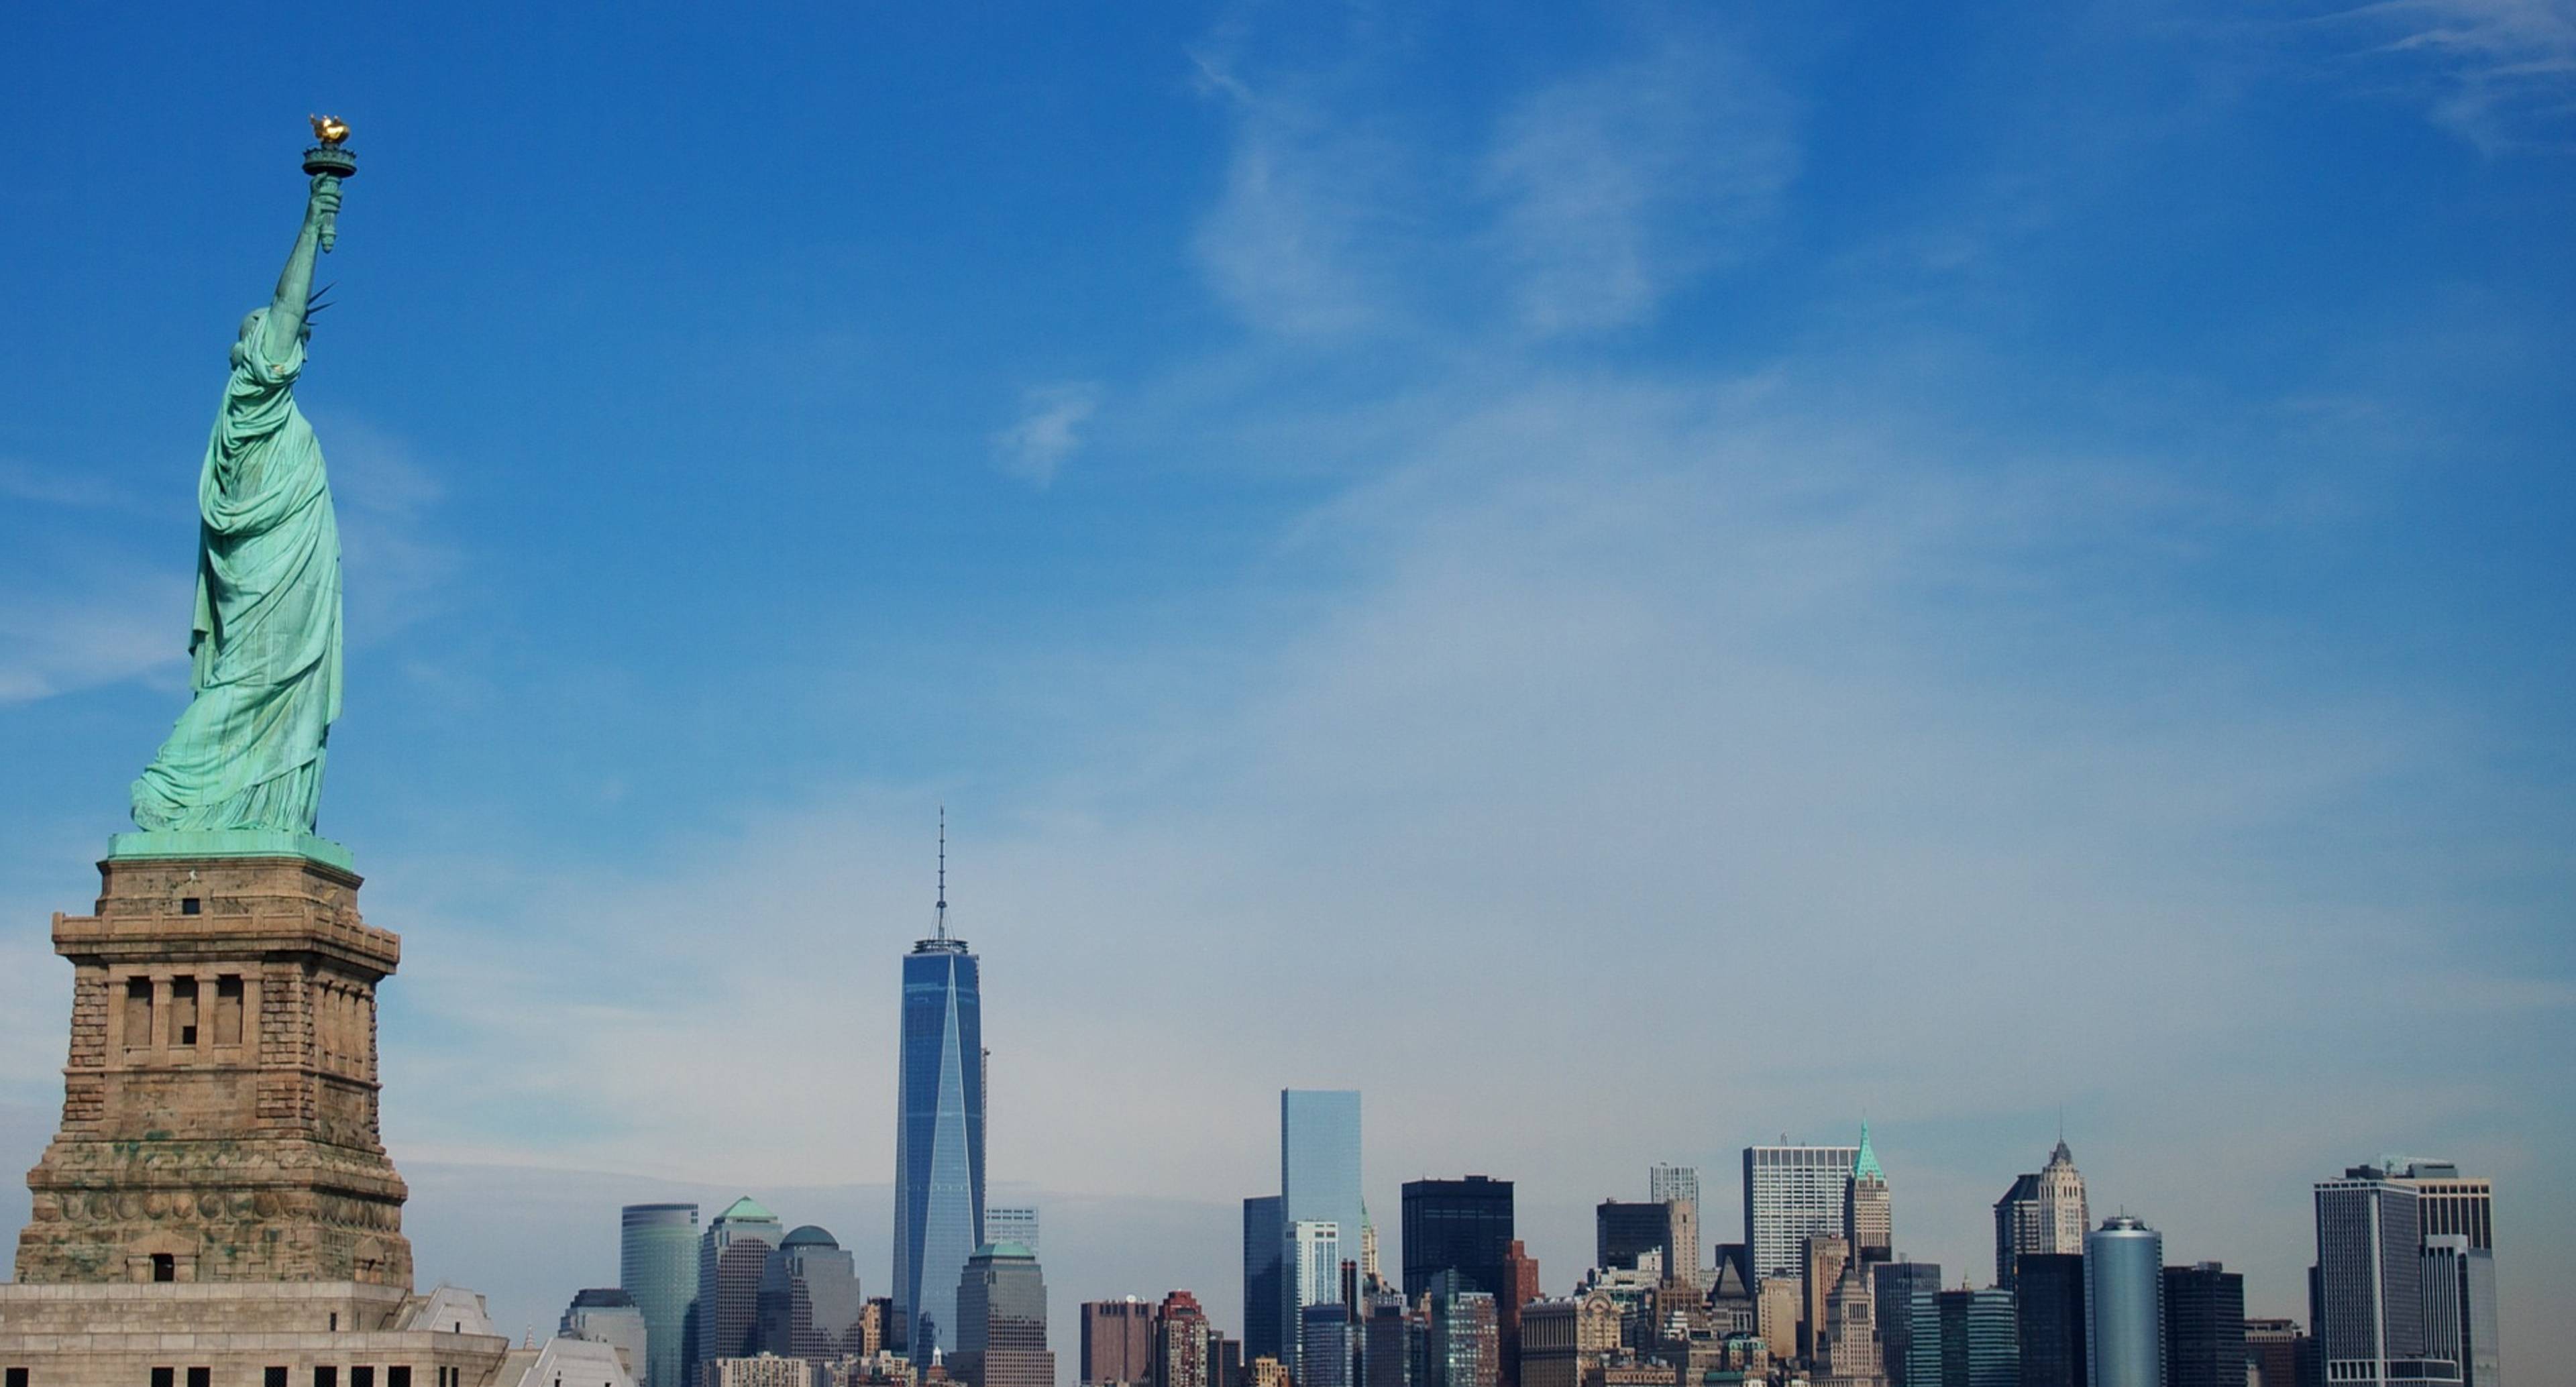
[3,1,2571,1375]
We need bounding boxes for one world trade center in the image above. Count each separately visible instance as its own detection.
[894,820,985,1357]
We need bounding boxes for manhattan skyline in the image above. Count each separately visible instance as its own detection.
[1,3,2568,1383]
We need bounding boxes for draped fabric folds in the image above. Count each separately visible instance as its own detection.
[131,309,343,833]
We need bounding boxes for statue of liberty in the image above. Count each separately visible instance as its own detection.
[129,129,353,836]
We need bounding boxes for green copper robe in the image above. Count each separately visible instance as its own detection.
[130,308,343,833]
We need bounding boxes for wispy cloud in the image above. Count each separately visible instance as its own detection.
[990,384,1102,488]
[1483,39,1797,335]
[314,416,465,643]
[2311,0,2576,150]
[0,564,189,705]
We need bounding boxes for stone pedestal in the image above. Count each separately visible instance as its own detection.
[15,850,413,1286]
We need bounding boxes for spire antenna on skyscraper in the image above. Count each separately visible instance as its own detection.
[936,804,949,943]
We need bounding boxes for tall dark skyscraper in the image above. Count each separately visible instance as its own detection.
[1593,1201,1676,1276]
[2161,1262,2245,1387]
[1401,1176,1516,1301]
[2015,1252,2086,1387]
[2315,1164,2462,1387]
[1868,1260,1941,1387]
[1935,1286,2019,1387]
[896,820,987,1357]
[623,1202,700,1387]
[1244,1195,1286,1364]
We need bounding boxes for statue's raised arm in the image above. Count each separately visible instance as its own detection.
[127,130,354,842]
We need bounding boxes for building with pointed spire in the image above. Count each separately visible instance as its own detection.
[1993,1139,2088,1290]
[896,812,987,1357]
[1844,1125,1890,1267]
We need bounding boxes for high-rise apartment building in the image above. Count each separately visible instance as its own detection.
[955,1241,1053,1387]
[563,1287,651,1381]
[895,830,987,1358]
[1360,1293,1411,1387]
[1282,1089,1364,1353]
[698,1197,787,1380]
[757,1225,865,1361]
[1843,1126,1890,1266]
[1244,1195,1287,1364]
[1081,1298,1157,1385]
[1935,1287,2019,1387]
[1428,1285,1500,1387]
[1402,1176,1516,1302]
[988,1207,1040,1258]
[1153,1291,1215,1387]
[2161,1262,2245,1387]
[2083,1217,2162,1387]
[1290,1221,1344,1376]
[1994,1141,2088,1291]
[2315,1166,2462,1386]
[1742,1142,1859,1283]
[2013,1252,2085,1387]
[1867,1262,1939,1387]
[624,1202,702,1387]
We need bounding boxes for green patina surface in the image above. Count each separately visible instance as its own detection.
[128,168,351,838]
[106,828,354,873]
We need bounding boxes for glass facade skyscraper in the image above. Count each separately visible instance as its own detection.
[1868,1260,1940,1387]
[1281,1089,1362,1371]
[1244,1195,1286,1364]
[2083,1216,2163,1387]
[1401,1176,1515,1302]
[621,1201,700,1387]
[896,924,986,1357]
[2013,1252,2086,1387]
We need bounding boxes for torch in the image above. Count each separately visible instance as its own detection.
[302,115,356,253]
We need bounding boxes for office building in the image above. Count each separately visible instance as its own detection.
[955,1241,1053,1387]
[988,1207,1041,1258]
[2013,1252,2084,1387]
[2243,1318,2306,1387]
[698,1197,787,1379]
[1301,1303,1354,1387]
[706,1355,813,1387]
[1648,1165,1699,1209]
[1245,1195,1287,1364]
[2315,1166,2461,1386]
[1360,1293,1411,1387]
[1362,1207,1383,1290]
[2420,1237,2499,1387]
[1153,1291,1215,1387]
[1251,1359,1292,1387]
[1844,1125,1891,1266]
[1815,1259,1886,1385]
[564,1287,652,1380]
[1801,1233,1850,1362]
[1282,1090,1366,1359]
[1083,1298,1156,1386]
[1595,1202,1678,1280]
[624,1203,702,1387]
[1994,1141,2088,1291]
[759,1225,864,1361]
[1709,1250,1758,1339]
[895,840,987,1358]
[2161,1262,2243,1387]
[1291,1221,1345,1376]
[1499,1240,1540,1387]
[1518,1294,1619,1387]
[1756,1278,1802,1364]
[1743,1141,1860,1282]
[1935,1286,2018,1387]
[1868,1261,1939,1387]
[1403,1177,1517,1302]
[2383,1160,2492,1250]
[2083,1217,2161,1387]
[1428,1283,1500,1387]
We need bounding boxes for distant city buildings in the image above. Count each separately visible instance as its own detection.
[894,842,986,1358]
[759,1225,865,1362]
[698,1197,787,1381]
[1843,1127,1891,1267]
[1426,1282,1500,1387]
[1151,1290,1214,1387]
[2316,1159,2491,1387]
[1994,1140,2088,1290]
[623,1202,702,1387]
[987,1207,1041,1258]
[1866,1261,1939,1387]
[1934,1286,2017,1387]
[1743,1140,1860,1282]
[2012,1252,2085,1387]
[2084,1215,2163,1387]
[2162,1261,2245,1387]
[1403,1176,1516,1302]
[1277,1089,1362,1376]
[1242,1195,1286,1365]
[563,1286,651,1380]
[1082,1297,1156,1386]
[955,1241,1053,1387]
